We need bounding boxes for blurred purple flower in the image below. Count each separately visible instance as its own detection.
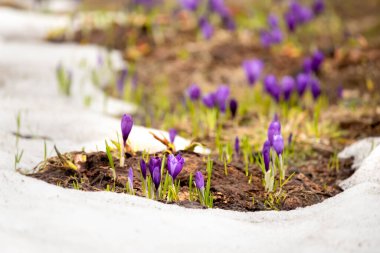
[187,84,201,101]
[268,14,279,29]
[169,128,177,143]
[121,114,133,145]
[310,78,321,100]
[311,50,324,73]
[281,76,295,101]
[202,92,216,108]
[215,85,230,112]
[194,171,205,190]
[180,0,200,11]
[243,59,264,86]
[117,68,128,95]
[199,17,214,40]
[209,0,229,17]
[285,11,297,32]
[296,72,310,96]
[229,98,238,118]
[149,156,162,176]
[167,154,185,180]
[268,119,281,145]
[140,158,147,179]
[303,57,312,73]
[222,15,236,31]
[312,0,325,15]
[264,75,281,102]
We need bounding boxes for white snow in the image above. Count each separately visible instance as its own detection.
[0,7,379,253]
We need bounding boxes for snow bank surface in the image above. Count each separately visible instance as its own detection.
[0,7,380,253]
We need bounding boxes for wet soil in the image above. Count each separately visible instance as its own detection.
[28,149,353,212]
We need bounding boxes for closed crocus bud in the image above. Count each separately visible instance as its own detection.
[296,72,310,96]
[264,75,277,94]
[117,68,128,95]
[199,17,214,40]
[121,114,133,145]
[234,136,240,155]
[215,85,230,113]
[272,134,284,155]
[202,92,216,108]
[229,99,238,118]
[243,59,264,86]
[180,0,200,11]
[169,128,177,143]
[268,120,281,145]
[303,57,312,74]
[140,159,147,179]
[187,84,201,101]
[298,6,313,23]
[194,171,205,190]
[312,0,325,15]
[281,76,295,101]
[152,165,161,190]
[310,78,321,100]
[311,50,324,73]
[285,11,297,32]
[128,167,134,190]
[167,154,185,180]
[149,157,161,176]
[262,140,271,172]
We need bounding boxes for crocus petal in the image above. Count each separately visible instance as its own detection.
[187,84,201,101]
[229,98,238,118]
[194,171,205,190]
[121,114,133,145]
[273,134,284,155]
[169,128,177,143]
[281,76,295,101]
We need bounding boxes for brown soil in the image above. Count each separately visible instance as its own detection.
[28,149,353,212]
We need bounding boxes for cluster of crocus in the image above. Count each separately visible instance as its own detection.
[179,0,235,40]
[284,0,325,33]
[260,14,283,48]
[261,117,285,192]
[120,114,134,167]
[243,59,264,86]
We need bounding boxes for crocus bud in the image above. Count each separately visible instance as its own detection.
[303,57,312,74]
[167,154,185,180]
[140,158,147,179]
[202,92,216,108]
[264,75,281,102]
[199,17,214,40]
[310,78,321,100]
[215,85,230,113]
[169,128,177,143]
[296,72,310,96]
[272,134,284,155]
[262,140,271,172]
[268,120,281,145]
[149,157,161,176]
[229,99,238,118]
[311,50,324,73]
[121,114,133,145]
[128,167,134,190]
[234,136,240,155]
[187,84,201,101]
[152,166,161,190]
[194,171,205,190]
[268,14,279,29]
[243,59,264,86]
[281,76,295,101]
[285,11,297,32]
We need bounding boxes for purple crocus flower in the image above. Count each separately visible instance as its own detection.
[152,165,161,190]
[296,72,310,96]
[199,17,214,40]
[311,50,324,73]
[281,76,295,101]
[234,136,240,155]
[312,0,325,15]
[215,85,230,112]
[169,128,177,143]
[140,158,147,179]
[194,171,205,190]
[260,30,272,48]
[121,114,133,145]
[128,167,134,190]
[264,75,281,102]
[180,0,200,11]
[202,92,216,108]
[167,154,185,180]
[149,156,162,176]
[243,59,264,86]
[270,28,283,43]
[209,0,229,17]
[303,57,312,74]
[298,6,313,23]
[272,134,284,155]
[285,11,297,32]
[187,84,201,101]
[310,78,321,100]
[268,120,281,145]
[262,140,271,172]
[229,98,238,118]
[268,14,279,29]
[117,68,128,94]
